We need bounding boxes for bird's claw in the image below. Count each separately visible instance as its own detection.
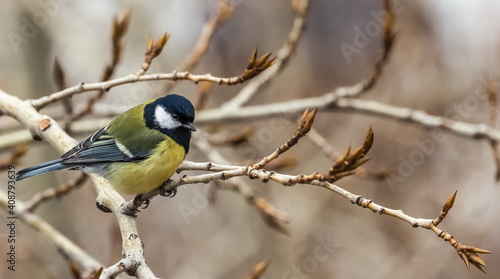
[159,180,177,197]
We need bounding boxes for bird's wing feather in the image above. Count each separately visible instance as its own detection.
[61,126,150,164]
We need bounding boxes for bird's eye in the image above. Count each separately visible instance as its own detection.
[171,113,179,121]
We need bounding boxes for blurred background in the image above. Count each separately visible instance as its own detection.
[1,0,500,278]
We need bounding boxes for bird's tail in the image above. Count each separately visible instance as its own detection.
[16,159,68,181]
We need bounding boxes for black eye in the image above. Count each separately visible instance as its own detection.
[172,113,179,120]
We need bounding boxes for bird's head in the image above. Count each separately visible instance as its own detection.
[144,94,196,151]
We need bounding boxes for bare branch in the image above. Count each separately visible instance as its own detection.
[191,135,291,234]
[0,191,102,274]
[244,260,270,279]
[31,50,274,111]
[165,0,235,100]
[0,89,158,278]
[486,79,500,180]
[221,0,310,109]
[178,0,234,73]
[252,108,317,169]
[71,9,131,122]
[194,81,214,111]
[136,33,170,76]
[306,126,389,180]
[0,143,28,171]
[24,173,88,212]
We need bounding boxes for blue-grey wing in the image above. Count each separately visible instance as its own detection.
[61,126,149,164]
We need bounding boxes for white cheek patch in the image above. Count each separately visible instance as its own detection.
[154,105,181,130]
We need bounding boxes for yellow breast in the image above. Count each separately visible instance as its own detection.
[105,138,186,195]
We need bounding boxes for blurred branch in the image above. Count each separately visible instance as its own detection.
[221,0,310,110]
[71,9,131,122]
[205,126,252,146]
[178,0,234,73]
[244,260,269,279]
[0,143,28,171]
[194,81,214,111]
[197,94,500,142]
[24,173,89,212]
[165,0,235,104]
[0,190,103,275]
[486,79,500,180]
[52,58,73,129]
[30,49,274,110]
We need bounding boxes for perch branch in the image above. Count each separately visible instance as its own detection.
[0,89,158,278]
[124,108,490,272]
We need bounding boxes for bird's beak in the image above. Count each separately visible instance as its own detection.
[184,122,197,132]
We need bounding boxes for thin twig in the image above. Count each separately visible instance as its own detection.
[165,0,235,101]
[193,134,291,234]
[24,173,89,212]
[0,190,103,274]
[136,33,170,76]
[194,82,214,111]
[252,108,317,169]
[52,57,73,130]
[486,79,500,180]
[71,9,131,122]
[31,49,274,111]
[244,260,269,279]
[0,143,28,170]
[306,127,389,180]
[178,1,234,73]
[221,0,310,110]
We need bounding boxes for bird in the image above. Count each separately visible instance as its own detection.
[16,94,196,197]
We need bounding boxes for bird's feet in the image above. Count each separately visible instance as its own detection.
[159,179,177,198]
[121,194,150,217]
[96,201,112,213]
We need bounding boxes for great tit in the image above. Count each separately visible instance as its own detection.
[16,94,196,196]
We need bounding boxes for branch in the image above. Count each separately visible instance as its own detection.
[0,190,103,275]
[165,0,235,101]
[177,0,234,73]
[0,89,157,278]
[193,133,291,234]
[124,108,490,272]
[136,33,170,76]
[0,143,28,171]
[30,49,274,110]
[221,0,310,110]
[486,79,500,180]
[244,260,269,279]
[24,173,88,212]
[196,93,500,141]
[71,9,131,122]
[252,108,317,169]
